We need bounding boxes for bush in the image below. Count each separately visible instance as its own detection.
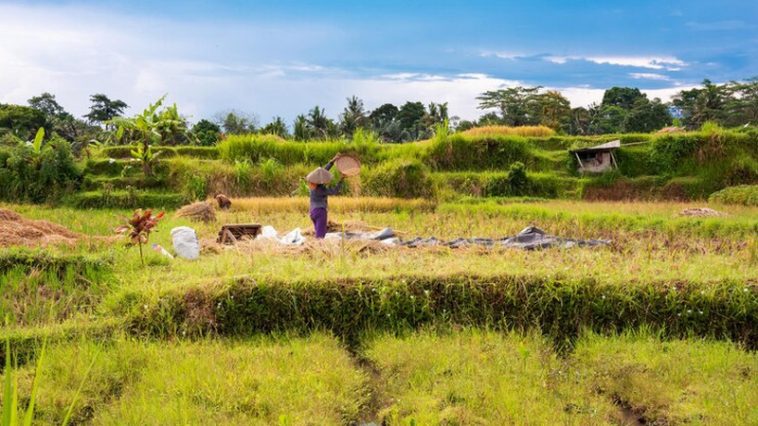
[484,161,529,196]
[65,190,185,209]
[427,133,534,170]
[362,159,436,198]
[709,185,758,206]
[0,136,80,203]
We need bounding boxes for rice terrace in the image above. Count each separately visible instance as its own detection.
[1,1,757,425]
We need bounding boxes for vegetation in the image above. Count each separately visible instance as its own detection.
[0,198,755,423]
[709,184,758,206]
[0,77,756,423]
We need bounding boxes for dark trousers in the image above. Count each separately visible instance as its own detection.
[310,207,328,239]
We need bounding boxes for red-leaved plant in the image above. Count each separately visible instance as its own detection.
[115,209,164,266]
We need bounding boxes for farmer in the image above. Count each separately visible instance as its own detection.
[306,154,345,239]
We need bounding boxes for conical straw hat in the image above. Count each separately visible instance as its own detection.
[306,167,333,184]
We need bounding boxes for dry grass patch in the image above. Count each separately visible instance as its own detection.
[460,125,556,138]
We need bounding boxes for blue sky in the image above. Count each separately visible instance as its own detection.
[0,0,755,123]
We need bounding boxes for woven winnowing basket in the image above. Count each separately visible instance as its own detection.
[335,155,361,177]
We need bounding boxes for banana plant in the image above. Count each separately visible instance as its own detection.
[30,128,44,155]
[108,96,168,177]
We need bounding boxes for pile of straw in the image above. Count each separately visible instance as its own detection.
[176,202,217,223]
[0,209,81,248]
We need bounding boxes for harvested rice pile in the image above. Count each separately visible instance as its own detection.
[0,209,81,248]
[679,207,726,217]
[176,202,216,223]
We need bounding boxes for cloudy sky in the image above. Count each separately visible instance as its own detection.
[1,0,756,124]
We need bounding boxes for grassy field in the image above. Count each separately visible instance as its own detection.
[0,197,756,424]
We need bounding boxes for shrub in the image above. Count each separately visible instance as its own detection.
[484,161,529,196]
[709,185,758,206]
[427,133,534,170]
[65,190,185,209]
[362,159,436,198]
[0,136,80,203]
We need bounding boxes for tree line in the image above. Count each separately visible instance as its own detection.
[1,78,755,149]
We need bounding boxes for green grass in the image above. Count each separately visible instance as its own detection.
[0,251,112,326]
[574,331,758,425]
[8,334,368,425]
[364,330,616,424]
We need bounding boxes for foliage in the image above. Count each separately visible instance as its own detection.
[709,185,758,206]
[114,209,165,266]
[0,105,46,141]
[339,96,368,138]
[0,134,80,203]
[259,116,289,138]
[84,94,128,126]
[109,96,192,176]
[217,110,256,135]
[190,119,220,146]
[362,159,436,198]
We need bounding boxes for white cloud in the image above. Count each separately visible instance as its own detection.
[0,3,696,124]
[630,72,671,81]
[545,55,686,70]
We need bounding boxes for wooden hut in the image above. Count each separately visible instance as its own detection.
[569,140,620,173]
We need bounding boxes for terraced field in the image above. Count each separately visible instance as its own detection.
[1,198,756,424]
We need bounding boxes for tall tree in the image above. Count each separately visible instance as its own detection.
[27,92,66,118]
[191,119,221,146]
[339,96,367,138]
[590,105,627,134]
[260,116,289,138]
[27,92,81,140]
[293,114,310,141]
[623,98,672,132]
[534,90,571,130]
[306,106,337,139]
[476,86,542,126]
[601,87,645,110]
[0,104,47,140]
[724,78,758,126]
[218,110,256,135]
[563,107,592,135]
[84,94,128,126]
[671,79,728,128]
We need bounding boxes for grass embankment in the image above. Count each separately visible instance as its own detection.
[6,334,367,424]
[120,273,756,348]
[78,127,757,203]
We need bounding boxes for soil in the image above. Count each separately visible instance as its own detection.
[0,208,81,248]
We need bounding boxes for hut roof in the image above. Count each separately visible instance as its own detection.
[569,140,621,154]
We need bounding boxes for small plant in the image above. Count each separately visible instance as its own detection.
[115,209,165,266]
[2,338,44,426]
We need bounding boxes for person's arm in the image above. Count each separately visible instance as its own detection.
[325,180,344,196]
[324,153,342,171]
